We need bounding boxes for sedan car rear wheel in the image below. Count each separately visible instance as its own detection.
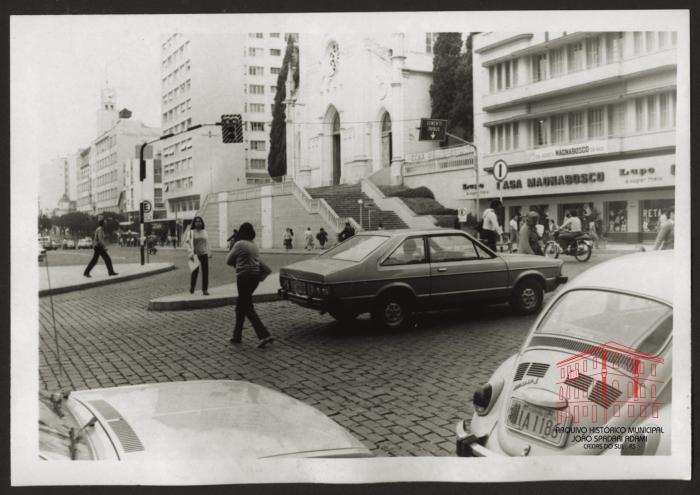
[510,279,543,315]
[372,292,412,329]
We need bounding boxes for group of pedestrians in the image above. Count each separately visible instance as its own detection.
[283,226,331,250]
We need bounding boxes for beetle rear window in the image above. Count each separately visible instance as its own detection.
[535,289,672,355]
[323,235,388,262]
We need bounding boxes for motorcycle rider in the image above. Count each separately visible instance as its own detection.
[557,209,583,252]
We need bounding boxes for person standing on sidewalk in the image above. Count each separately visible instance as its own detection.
[654,208,674,250]
[227,222,273,348]
[186,216,210,296]
[481,200,503,251]
[83,218,118,277]
[304,227,315,250]
[283,228,293,249]
[316,227,328,249]
[518,212,543,256]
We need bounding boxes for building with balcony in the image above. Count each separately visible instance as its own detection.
[472,31,677,242]
[159,32,294,232]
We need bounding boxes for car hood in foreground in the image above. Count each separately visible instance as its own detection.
[72,380,371,460]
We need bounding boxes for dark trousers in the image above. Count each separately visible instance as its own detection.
[190,254,209,291]
[482,230,498,251]
[84,245,115,275]
[233,273,270,341]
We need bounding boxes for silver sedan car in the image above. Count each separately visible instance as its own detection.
[279,229,566,328]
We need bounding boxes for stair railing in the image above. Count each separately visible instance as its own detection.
[289,179,362,233]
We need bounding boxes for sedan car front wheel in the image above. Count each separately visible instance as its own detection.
[510,279,544,315]
[372,291,412,329]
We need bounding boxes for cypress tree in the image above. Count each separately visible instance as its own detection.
[267,36,299,180]
[429,32,475,143]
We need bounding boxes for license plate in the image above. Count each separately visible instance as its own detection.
[292,280,307,295]
[506,398,569,447]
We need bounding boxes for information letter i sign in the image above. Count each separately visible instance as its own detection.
[492,160,508,204]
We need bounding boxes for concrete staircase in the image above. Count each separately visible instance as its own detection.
[306,184,408,231]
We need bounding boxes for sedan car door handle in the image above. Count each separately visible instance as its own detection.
[436,267,448,272]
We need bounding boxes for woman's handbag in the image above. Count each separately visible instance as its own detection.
[258,260,272,282]
[187,254,200,272]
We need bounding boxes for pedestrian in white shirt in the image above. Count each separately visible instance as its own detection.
[558,210,582,251]
[481,200,503,251]
[304,227,315,250]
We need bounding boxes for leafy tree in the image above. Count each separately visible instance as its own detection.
[267,36,299,180]
[55,211,96,238]
[38,214,52,233]
[429,33,475,143]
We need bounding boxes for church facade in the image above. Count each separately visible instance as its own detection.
[285,33,439,187]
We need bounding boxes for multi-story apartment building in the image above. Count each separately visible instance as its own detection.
[472,31,677,242]
[123,148,166,225]
[76,147,93,213]
[159,32,294,229]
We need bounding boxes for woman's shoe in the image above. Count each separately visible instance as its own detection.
[189,288,194,294]
[203,291,210,296]
[257,337,274,348]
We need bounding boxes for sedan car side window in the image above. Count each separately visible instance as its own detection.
[428,235,480,262]
[382,238,427,266]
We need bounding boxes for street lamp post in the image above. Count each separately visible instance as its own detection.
[357,198,364,228]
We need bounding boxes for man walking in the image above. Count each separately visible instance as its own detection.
[654,208,674,250]
[481,200,503,251]
[84,218,118,277]
[304,227,315,250]
[316,227,328,249]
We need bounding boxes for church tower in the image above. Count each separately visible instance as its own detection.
[96,82,118,136]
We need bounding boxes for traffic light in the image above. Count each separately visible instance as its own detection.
[221,114,243,143]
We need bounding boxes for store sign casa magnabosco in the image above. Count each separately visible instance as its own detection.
[527,140,608,162]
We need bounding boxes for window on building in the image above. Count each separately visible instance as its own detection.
[588,107,605,138]
[645,31,656,52]
[497,125,504,150]
[496,63,503,89]
[635,98,645,131]
[647,95,657,129]
[567,42,584,72]
[249,33,264,39]
[269,33,280,38]
[249,103,265,113]
[425,33,438,53]
[671,31,678,45]
[533,118,548,146]
[270,49,281,57]
[512,122,519,149]
[489,66,495,93]
[532,53,548,82]
[250,122,265,131]
[551,115,566,144]
[607,103,627,136]
[270,66,281,74]
[249,84,265,94]
[659,93,670,128]
[586,36,601,68]
[249,159,266,169]
[249,66,264,75]
[606,32,624,62]
[658,31,668,49]
[250,140,266,151]
[490,127,496,152]
[270,85,277,93]
[550,47,565,77]
[568,111,585,141]
[248,47,263,57]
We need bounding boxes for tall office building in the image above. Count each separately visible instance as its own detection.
[472,31,677,242]
[159,32,294,228]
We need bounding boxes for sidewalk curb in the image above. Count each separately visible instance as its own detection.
[148,291,280,311]
[39,264,176,297]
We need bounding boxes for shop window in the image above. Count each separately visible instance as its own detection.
[640,199,674,233]
[606,201,628,234]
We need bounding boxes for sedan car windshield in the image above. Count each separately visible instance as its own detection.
[534,289,672,355]
[322,235,389,262]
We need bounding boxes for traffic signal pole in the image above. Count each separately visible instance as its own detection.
[137,118,241,265]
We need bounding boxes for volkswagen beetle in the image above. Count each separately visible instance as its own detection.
[456,251,673,457]
[279,229,566,328]
[39,380,372,460]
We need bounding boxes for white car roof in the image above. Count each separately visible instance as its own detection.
[563,250,673,305]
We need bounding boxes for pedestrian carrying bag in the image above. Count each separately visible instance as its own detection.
[188,255,200,272]
[258,260,272,282]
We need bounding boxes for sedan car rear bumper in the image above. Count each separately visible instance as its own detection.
[455,420,498,457]
[278,289,329,310]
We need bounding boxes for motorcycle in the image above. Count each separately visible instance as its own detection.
[544,228,593,262]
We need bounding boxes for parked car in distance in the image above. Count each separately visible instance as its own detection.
[48,239,60,250]
[456,251,673,457]
[38,243,46,263]
[278,229,567,328]
[77,237,93,249]
[62,239,76,249]
[39,379,372,461]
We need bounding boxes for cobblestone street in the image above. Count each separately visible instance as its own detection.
[38,247,624,457]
